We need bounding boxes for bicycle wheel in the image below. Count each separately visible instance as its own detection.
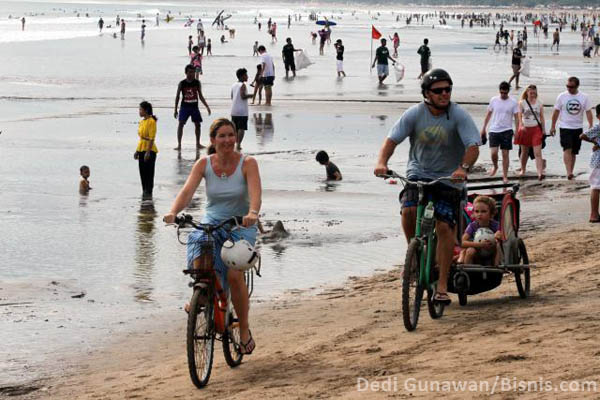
[187,288,215,388]
[514,239,531,299]
[402,240,424,332]
[222,304,243,367]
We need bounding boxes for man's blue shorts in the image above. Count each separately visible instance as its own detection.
[179,106,202,124]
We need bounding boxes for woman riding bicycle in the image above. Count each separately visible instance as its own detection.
[163,118,262,355]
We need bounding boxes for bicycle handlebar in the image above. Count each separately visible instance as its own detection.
[378,170,461,186]
[174,214,244,231]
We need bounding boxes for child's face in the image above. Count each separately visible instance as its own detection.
[81,168,90,179]
[473,202,491,224]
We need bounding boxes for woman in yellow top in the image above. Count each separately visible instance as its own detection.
[134,101,158,197]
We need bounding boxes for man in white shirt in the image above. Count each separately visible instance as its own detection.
[480,81,519,184]
[550,76,594,180]
[258,45,275,106]
[196,19,203,35]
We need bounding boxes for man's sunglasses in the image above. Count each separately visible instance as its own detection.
[429,86,452,94]
[566,85,577,89]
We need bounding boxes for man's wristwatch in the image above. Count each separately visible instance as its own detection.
[460,163,470,171]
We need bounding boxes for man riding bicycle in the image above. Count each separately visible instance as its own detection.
[374,69,480,304]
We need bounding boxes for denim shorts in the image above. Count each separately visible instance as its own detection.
[489,129,514,150]
[376,64,389,76]
[399,181,462,228]
[187,224,257,291]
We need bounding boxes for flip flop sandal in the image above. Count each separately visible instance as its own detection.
[433,292,452,305]
[589,218,600,223]
[240,330,256,355]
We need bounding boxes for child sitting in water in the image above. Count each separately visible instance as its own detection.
[579,104,600,223]
[459,196,502,266]
[315,150,342,181]
[79,165,91,194]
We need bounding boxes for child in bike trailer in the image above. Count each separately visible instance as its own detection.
[458,195,503,266]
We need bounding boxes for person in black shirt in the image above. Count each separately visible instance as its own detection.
[371,38,396,84]
[174,65,211,151]
[334,39,345,77]
[282,37,302,78]
[316,150,342,181]
[508,41,525,90]
[416,38,431,79]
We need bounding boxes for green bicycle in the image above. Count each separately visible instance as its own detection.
[382,172,459,332]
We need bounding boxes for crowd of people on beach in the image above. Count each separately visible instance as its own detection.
[14,6,598,355]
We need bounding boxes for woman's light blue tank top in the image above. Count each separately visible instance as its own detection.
[202,155,249,224]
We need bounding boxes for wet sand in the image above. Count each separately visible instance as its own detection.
[10,186,599,399]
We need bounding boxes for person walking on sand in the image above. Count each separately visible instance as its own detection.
[155,13,159,26]
[594,33,600,57]
[516,84,546,180]
[21,16,25,31]
[480,81,519,184]
[282,37,301,78]
[141,19,146,41]
[334,39,346,77]
[551,28,560,52]
[258,45,275,106]
[135,101,159,198]
[373,69,480,304]
[163,118,262,356]
[120,19,126,40]
[98,17,104,32]
[190,45,203,78]
[579,104,600,223]
[253,41,259,56]
[231,68,253,150]
[174,65,212,151]
[371,38,396,85]
[508,40,525,89]
[417,38,431,79]
[550,76,594,180]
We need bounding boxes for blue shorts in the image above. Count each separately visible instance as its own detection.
[178,106,202,124]
[489,129,514,150]
[186,223,257,291]
[399,180,463,228]
[376,64,389,76]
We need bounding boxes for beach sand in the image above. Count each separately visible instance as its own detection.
[12,191,599,399]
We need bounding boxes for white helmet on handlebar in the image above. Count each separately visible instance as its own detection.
[221,239,260,271]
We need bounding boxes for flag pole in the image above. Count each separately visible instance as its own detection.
[370,35,373,74]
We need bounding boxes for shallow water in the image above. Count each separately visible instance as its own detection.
[1,0,599,386]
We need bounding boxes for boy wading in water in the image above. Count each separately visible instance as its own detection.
[315,151,342,180]
[79,165,91,194]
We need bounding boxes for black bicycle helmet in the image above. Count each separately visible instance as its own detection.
[421,68,453,94]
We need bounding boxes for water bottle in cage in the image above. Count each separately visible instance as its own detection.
[421,201,435,235]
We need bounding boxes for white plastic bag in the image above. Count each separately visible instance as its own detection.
[520,58,530,77]
[394,63,405,82]
[295,51,313,70]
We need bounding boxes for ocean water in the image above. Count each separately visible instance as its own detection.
[1,0,599,386]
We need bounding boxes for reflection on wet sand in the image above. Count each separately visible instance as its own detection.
[318,181,340,192]
[133,200,157,303]
[254,113,274,147]
[175,150,200,185]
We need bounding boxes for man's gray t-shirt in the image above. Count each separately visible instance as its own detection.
[387,102,480,188]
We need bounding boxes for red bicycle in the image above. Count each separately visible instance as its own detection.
[174,214,260,388]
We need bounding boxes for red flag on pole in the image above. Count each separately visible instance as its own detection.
[371,25,382,40]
